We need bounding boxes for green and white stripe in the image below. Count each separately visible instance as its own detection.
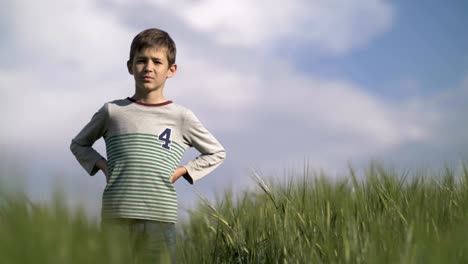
[102,133,184,222]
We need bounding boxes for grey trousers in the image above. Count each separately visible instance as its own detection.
[102,218,176,264]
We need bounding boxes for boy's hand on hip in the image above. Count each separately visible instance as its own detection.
[95,159,110,183]
[170,167,187,183]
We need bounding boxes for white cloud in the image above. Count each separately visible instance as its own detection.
[177,0,293,46]
[1,0,135,149]
[166,56,262,131]
[0,70,112,149]
[0,0,432,159]
[261,72,437,149]
[153,0,393,54]
[11,0,132,75]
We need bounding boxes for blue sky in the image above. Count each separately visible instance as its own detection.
[1,0,467,220]
[293,0,468,97]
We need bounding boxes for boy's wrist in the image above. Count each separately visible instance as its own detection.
[171,167,187,183]
[178,166,187,175]
[175,166,187,179]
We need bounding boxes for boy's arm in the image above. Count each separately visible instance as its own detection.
[180,110,226,184]
[70,104,109,176]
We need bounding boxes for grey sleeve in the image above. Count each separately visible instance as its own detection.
[70,104,108,176]
[182,110,226,184]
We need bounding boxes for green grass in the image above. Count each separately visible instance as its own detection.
[0,188,133,263]
[177,163,468,263]
[2,162,468,263]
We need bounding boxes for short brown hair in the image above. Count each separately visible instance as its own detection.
[128,28,177,65]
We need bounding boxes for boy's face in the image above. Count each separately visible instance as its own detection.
[127,46,177,94]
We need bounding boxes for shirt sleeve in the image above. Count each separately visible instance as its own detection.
[70,103,109,176]
[182,109,226,184]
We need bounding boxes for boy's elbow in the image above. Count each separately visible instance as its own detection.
[70,139,79,156]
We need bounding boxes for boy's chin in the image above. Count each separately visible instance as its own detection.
[138,84,161,92]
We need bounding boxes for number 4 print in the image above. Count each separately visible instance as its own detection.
[158,128,172,150]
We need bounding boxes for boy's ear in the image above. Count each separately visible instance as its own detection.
[167,63,177,78]
[127,60,133,75]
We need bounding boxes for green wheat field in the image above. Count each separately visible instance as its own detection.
[1,162,468,263]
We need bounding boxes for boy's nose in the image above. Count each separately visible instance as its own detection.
[145,61,157,71]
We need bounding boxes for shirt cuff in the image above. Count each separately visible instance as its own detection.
[182,171,194,185]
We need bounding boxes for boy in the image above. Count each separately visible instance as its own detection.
[70,28,226,263]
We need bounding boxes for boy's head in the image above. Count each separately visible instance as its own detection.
[128,28,177,66]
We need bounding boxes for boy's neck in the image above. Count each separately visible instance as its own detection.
[131,91,168,104]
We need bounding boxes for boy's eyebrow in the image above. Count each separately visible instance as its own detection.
[135,55,163,60]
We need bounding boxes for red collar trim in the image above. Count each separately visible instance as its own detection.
[127,97,173,107]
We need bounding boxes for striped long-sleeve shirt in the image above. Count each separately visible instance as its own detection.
[70,98,226,223]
